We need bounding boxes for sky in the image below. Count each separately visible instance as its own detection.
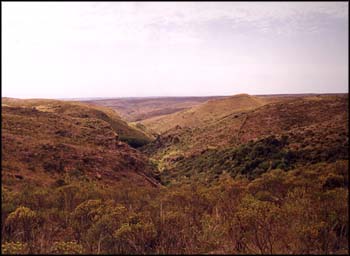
[2,2,349,98]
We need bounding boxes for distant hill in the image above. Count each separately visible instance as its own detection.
[141,94,266,134]
[81,96,225,122]
[2,98,159,189]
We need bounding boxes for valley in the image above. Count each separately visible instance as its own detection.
[1,93,349,254]
[82,96,225,122]
[3,2,348,254]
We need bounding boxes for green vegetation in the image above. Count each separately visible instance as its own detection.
[161,134,348,184]
[170,135,292,181]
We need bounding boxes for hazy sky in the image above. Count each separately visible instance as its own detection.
[2,2,348,98]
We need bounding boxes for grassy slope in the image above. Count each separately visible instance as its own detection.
[141,94,266,134]
[2,98,153,147]
[141,94,348,185]
[2,98,159,190]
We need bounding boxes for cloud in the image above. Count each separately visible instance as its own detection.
[3,2,347,45]
[2,2,348,98]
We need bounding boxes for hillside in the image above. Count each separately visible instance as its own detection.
[142,94,348,184]
[1,94,348,254]
[82,96,225,122]
[141,94,266,134]
[2,98,153,147]
[2,98,159,189]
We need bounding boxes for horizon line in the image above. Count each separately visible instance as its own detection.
[2,92,348,101]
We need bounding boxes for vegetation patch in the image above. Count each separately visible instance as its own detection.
[163,134,348,184]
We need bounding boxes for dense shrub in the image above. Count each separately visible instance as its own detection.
[1,160,348,254]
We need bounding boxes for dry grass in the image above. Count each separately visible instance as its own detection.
[2,98,159,190]
[141,94,266,134]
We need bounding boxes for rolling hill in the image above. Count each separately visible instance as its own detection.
[141,94,266,134]
[1,94,348,254]
[141,94,348,184]
[2,98,159,190]
[2,98,153,147]
[82,96,225,122]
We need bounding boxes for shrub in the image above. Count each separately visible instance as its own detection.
[51,241,83,254]
[4,207,40,242]
[1,242,28,254]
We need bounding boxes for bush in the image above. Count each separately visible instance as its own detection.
[2,242,28,254]
[51,241,83,254]
[4,207,40,242]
